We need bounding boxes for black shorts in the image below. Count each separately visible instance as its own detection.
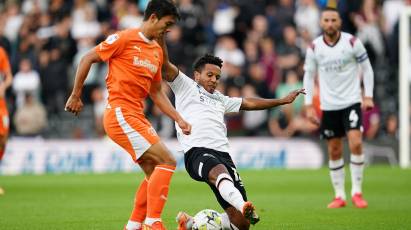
[184,147,247,210]
[320,103,362,139]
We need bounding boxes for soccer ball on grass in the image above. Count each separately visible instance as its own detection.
[192,209,223,230]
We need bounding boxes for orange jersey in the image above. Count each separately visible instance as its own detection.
[95,28,163,113]
[0,47,10,135]
[0,47,11,80]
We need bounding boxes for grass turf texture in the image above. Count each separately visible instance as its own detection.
[0,166,410,230]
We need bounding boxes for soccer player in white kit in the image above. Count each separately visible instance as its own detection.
[303,7,374,209]
[155,35,304,229]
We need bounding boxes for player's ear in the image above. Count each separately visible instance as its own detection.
[149,14,159,23]
[194,71,200,82]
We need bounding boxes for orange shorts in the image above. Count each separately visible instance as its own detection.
[103,106,160,162]
[0,99,9,136]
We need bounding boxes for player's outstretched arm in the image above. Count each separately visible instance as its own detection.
[240,89,305,111]
[156,33,179,82]
[149,80,191,135]
[0,62,12,99]
[65,49,102,116]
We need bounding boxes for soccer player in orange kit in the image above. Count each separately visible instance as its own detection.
[64,1,191,229]
[0,46,12,196]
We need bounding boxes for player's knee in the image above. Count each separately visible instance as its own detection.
[162,156,176,167]
[349,139,362,153]
[158,150,176,166]
[208,164,230,186]
[328,147,342,159]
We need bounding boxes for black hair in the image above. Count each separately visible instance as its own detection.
[143,0,180,21]
[321,7,340,15]
[193,54,223,73]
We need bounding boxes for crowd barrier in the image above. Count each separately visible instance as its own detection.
[0,137,323,175]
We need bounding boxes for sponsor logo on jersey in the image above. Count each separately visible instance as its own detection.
[133,45,142,52]
[322,58,351,72]
[133,56,158,74]
[323,129,334,137]
[105,34,119,45]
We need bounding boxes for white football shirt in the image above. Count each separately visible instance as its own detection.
[168,71,242,153]
[304,32,371,111]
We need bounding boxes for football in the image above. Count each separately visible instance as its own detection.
[192,209,223,230]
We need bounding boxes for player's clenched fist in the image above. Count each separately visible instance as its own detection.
[282,88,306,104]
[65,94,83,116]
[177,118,191,135]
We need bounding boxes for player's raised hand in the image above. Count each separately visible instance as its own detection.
[177,118,192,135]
[305,105,320,126]
[362,97,374,111]
[282,88,306,104]
[65,94,83,116]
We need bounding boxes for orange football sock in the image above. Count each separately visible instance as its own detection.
[130,178,148,223]
[146,164,175,219]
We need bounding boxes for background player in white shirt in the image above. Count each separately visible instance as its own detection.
[303,7,374,209]
[156,35,304,230]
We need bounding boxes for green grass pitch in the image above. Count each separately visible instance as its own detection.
[0,166,410,229]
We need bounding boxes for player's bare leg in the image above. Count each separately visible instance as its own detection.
[327,138,346,208]
[139,141,176,229]
[0,134,7,196]
[208,164,259,229]
[347,130,368,208]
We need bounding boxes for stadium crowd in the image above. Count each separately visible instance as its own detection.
[0,0,407,141]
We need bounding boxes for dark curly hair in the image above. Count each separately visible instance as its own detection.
[143,0,180,21]
[193,54,223,73]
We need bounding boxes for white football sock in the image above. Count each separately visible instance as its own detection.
[221,212,239,230]
[144,218,161,226]
[125,220,142,230]
[350,154,365,196]
[216,174,245,212]
[329,158,346,200]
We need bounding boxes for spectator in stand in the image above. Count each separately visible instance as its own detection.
[247,15,269,44]
[178,0,205,46]
[352,0,385,66]
[259,36,280,94]
[13,93,47,137]
[362,105,381,140]
[212,1,238,36]
[90,87,106,138]
[242,84,268,136]
[12,58,40,108]
[3,2,24,44]
[245,62,272,99]
[294,0,321,39]
[0,14,11,55]
[383,114,398,139]
[119,2,143,29]
[214,36,245,86]
[243,39,259,65]
[277,25,302,71]
[39,48,68,115]
[166,25,190,73]
[71,0,101,40]
[269,70,316,137]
